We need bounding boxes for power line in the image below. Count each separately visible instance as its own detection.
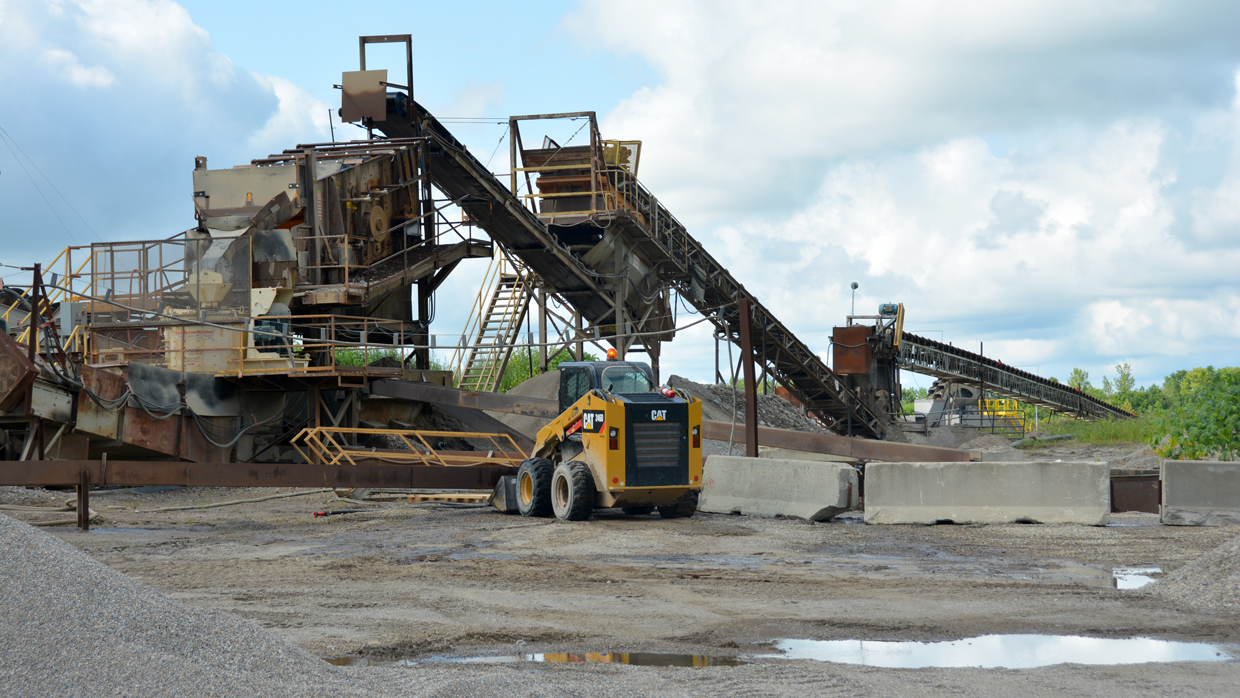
[0,128,78,244]
[0,124,104,242]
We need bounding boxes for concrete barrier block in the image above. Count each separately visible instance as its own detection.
[1161,460,1240,526]
[699,456,858,521]
[864,461,1110,525]
[758,446,858,464]
[970,449,1025,462]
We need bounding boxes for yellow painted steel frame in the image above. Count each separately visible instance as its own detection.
[980,399,1027,430]
[531,390,703,508]
[291,427,527,467]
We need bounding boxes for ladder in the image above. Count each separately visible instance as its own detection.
[452,256,533,392]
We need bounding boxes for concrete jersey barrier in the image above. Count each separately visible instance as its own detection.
[1161,460,1240,526]
[864,460,1110,525]
[699,456,858,521]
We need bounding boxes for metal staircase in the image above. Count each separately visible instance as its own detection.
[452,256,533,392]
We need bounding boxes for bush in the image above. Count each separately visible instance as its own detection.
[1150,371,1240,460]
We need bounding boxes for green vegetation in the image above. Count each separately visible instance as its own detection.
[731,376,777,395]
[1023,363,1238,457]
[900,386,929,414]
[1029,412,1159,447]
[1150,369,1240,460]
[332,347,451,371]
[497,349,599,393]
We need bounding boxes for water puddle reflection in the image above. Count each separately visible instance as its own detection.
[327,651,742,668]
[1113,566,1162,589]
[760,635,1233,668]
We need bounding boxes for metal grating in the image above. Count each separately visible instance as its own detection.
[631,422,682,469]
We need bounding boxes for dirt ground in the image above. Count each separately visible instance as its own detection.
[5,436,1240,696]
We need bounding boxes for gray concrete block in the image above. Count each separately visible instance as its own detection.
[1161,460,1240,526]
[864,461,1110,525]
[699,455,858,521]
[965,449,1026,462]
[758,446,857,464]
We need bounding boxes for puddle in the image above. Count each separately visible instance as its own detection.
[326,651,742,668]
[760,635,1234,669]
[1113,566,1163,589]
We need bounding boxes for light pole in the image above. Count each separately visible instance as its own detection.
[850,281,858,318]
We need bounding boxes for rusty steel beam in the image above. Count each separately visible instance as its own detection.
[368,379,560,418]
[701,420,970,462]
[0,460,515,490]
[739,298,758,458]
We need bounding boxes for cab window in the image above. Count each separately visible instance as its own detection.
[601,366,651,394]
[561,369,592,410]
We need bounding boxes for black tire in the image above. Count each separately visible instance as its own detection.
[657,489,699,519]
[551,461,595,521]
[517,457,553,518]
[621,506,655,516]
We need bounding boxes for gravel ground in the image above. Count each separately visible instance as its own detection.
[1150,533,1240,615]
[6,483,1240,697]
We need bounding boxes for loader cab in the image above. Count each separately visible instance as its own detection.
[557,361,655,412]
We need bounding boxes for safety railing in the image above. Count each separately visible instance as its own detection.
[290,427,527,467]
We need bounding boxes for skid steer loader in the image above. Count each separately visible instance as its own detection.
[491,355,703,521]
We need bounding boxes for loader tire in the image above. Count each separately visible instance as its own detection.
[657,489,699,519]
[551,461,595,521]
[517,457,553,518]
[621,506,655,516]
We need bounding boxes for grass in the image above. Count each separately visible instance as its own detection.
[1023,413,1158,447]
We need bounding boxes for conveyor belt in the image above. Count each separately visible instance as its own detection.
[899,333,1135,420]
[376,97,890,438]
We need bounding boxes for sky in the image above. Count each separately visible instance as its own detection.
[2,0,1240,393]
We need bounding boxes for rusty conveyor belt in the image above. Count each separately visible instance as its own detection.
[898,332,1135,420]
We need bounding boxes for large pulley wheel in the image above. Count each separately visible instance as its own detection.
[658,489,699,519]
[551,461,596,521]
[516,458,553,517]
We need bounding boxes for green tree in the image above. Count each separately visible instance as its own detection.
[1067,368,1092,392]
[1114,363,1136,397]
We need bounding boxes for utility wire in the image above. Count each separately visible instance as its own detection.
[0,129,77,244]
[0,124,103,242]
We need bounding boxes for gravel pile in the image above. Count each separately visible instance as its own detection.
[0,512,345,697]
[668,375,827,433]
[1148,533,1240,615]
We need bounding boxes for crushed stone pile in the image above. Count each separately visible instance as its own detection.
[1148,533,1240,615]
[667,375,827,433]
[0,511,339,696]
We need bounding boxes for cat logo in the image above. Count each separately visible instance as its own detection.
[650,409,667,421]
[581,410,606,433]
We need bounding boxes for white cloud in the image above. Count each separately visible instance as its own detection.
[41,47,113,87]
[567,0,1240,386]
[0,0,328,262]
[246,74,331,154]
